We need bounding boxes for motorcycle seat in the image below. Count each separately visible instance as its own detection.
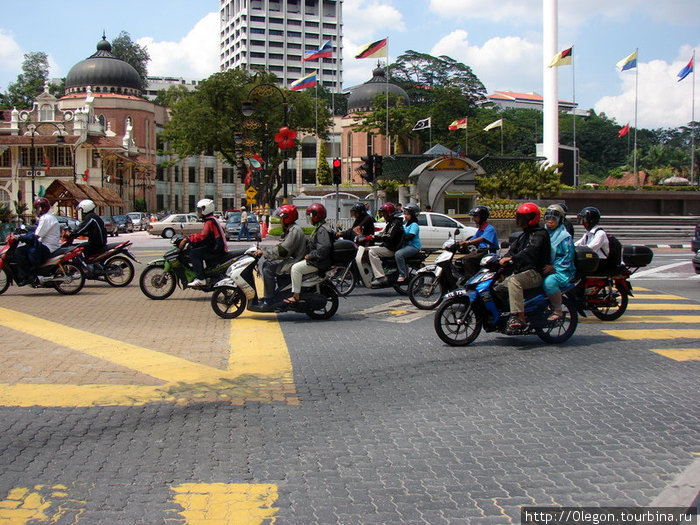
[49,246,72,257]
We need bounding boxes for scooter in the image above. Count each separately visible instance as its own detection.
[433,252,579,346]
[210,246,339,320]
[139,234,247,300]
[69,239,140,287]
[353,238,426,295]
[408,238,470,310]
[0,230,86,295]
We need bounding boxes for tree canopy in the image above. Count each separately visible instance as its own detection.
[1,52,54,109]
[110,31,150,90]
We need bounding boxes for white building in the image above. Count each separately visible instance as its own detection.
[219,0,343,92]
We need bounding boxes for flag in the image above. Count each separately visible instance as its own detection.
[355,38,387,59]
[412,117,431,131]
[548,46,573,67]
[483,119,503,131]
[44,156,51,173]
[448,118,467,131]
[303,39,332,62]
[617,50,638,71]
[677,55,694,82]
[618,123,630,138]
[290,72,317,91]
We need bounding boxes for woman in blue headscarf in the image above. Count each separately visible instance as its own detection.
[542,204,576,321]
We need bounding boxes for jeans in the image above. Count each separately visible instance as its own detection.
[262,260,282,299]
[394,245,419,278]
[189,247,221,280]
[238,223,250,241]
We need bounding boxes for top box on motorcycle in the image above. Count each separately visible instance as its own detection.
[332,240,356,264]
[622,245,653,268]
[574,246,600,273]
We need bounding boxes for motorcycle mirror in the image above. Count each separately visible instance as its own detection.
[500,241,510,249]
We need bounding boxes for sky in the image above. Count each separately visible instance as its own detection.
[1,0,698,130]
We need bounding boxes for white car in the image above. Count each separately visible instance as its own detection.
[147,213,202,238]
[375,212,477,250]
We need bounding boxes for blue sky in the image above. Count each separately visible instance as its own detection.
[1,0,697,129]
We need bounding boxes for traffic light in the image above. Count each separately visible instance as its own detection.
[373,154,383,179]
[359,155,374,183]
[236,158,247,182]
[332,159,341,185]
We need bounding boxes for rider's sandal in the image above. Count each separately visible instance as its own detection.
[507,317,525,330]
[283,297,298,305]
[547,311,563,322]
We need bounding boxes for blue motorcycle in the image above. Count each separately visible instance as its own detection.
[433,253,579,346]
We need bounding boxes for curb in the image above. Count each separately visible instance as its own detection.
[650,457,700,513]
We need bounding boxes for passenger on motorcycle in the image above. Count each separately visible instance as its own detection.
[394,203,422,283]
[287,203,334,304]
[496,202,551,330]
[255,204,307,308]
[14,198,61,285]
[336,202,374,240]
[366,202,405,287]
[558,202,575,237]
[459,205,499,279]
[575,206,608,260]
[67,199,107,257]
[178,198,228,287]
[542,205,576,321]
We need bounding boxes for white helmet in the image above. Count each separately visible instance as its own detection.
[77,199,96,215]
[196,198,215,216]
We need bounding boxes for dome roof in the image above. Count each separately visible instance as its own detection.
[65,36,143,95]
[347,68,409,113]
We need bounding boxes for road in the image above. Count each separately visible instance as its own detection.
[0,232,697,524]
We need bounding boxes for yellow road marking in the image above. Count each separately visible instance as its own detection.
[170,483,278,524]
[582,315,700,324]
[602,329,700,340]
[627,304,700,311]
[0,485,83,523]
[651,348,700,361]
[631,293,689,300]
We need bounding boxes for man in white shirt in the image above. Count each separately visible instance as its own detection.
[574,206,609,259]
[15,197,61,284]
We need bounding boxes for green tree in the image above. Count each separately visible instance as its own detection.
[111,31,150,90]
[2,52,52,109]
[477,162,561,200]
[317,139,331,185]
[153,84,191,107]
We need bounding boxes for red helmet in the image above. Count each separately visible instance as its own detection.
[515,202,540,228]
[277,204,298,225]
[306,203,327,224]
[33,197,51,216]
[380,202,396,217]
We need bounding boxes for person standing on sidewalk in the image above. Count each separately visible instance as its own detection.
[238,208,251,242]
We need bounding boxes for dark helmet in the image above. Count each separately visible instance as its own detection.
[577,206,601,228]
[277,204,298,225]
[515,202,541,228]
[380,202,396,217]
[557,202,569,213]
[33,197,51,216]
[468,205,490,222]
[544,204,566,226]
[306,203,327,224]
[403,203,420,218]
[350,202,367,215]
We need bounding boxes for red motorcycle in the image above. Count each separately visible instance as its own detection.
[71,239,139,287]
[0,231,86,295]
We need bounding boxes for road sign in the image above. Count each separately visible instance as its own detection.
[246,186,258,199]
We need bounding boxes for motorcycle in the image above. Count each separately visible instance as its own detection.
[0,231,86,295]
[434,252,579,346]
[353,237,426,295]
[325,239,361,296]
[139,234,247,300]
[210,246,339,320]
[69,239,139,287]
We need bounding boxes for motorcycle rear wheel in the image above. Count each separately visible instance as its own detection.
[54,263,86,295]
[0,268,9,295]
[211,287,247,319]
[306,284,339,320]
[434,297,482,346]
[327,264,355,296]
[139,265,177,300]
[535,295,578,343]
[104,256,135,287]
[408,272,444,310]
[590,282,628,321]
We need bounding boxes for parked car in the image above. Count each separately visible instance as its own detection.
[691,222,700,252]
[127,212,149,231]
[374,211,477,250]
[147,213,202,238]
[113,214,134,233]
[693,250,700,274]
[101,215,119,237]
[55,215,80,233]
[225,212,262,241]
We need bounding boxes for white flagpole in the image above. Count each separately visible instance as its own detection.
[465,119,468,157]
[315,70,319,137]
[572,46,578,186]
[385,38,390,155]
[691,50,696,185]
[500,124,504,155]
[633,48,639,187]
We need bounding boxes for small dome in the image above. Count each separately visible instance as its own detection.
[347,67,409,113]
[65,36,143,96]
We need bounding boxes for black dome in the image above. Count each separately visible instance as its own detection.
[347,68,409,113]
[65,36,143,95]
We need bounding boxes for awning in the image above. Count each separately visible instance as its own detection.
[44,180,125,210]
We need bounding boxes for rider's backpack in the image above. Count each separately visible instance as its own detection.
[601,234,622,270]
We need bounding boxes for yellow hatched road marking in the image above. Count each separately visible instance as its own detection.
[582,315,700,324]
[651,348,700,362]
[0,485,83,523]
[627,303,700,311]
[170,483,278,524]
[602,329,700,340]
[631,293,690,300]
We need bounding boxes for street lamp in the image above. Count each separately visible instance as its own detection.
[24,121,66,202]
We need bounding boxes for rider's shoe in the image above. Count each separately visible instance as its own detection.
[370,277,388,288]
[188,278,207,288]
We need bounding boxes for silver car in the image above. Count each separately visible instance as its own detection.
[147,213,202,238]
[127,212,149,231]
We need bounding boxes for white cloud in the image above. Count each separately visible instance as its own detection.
[0,31,23,88]
[594,45,699,129]
[138,12,219,81]
[430,29,541,94]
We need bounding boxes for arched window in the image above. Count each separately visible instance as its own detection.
[39,104,54,122]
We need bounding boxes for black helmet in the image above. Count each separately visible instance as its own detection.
[403,203,420,218]
[577,206,601,228]
[468,205,490,222]
[350,202,367,215]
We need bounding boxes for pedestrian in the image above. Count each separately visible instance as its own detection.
[238,207,251,241]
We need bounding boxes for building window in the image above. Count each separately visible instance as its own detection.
[301,139,316,159]
[39,104,54,122]
[251,28,265,34]
[301,169,316,185]
[443,197,475,215]
[205,167,215,184]
[222,167,235,184]
[189,166,196,183]
[0,150,9,167]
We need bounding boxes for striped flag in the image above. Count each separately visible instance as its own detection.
[303,40,333,62]
[448,118,467,131]
[677,55,694,82]
[483,119,503,131]
[290,72,317,91]
[355,38,388,59]
[549,46,573,67]
[412,117,431,131]
[617,50,638,71]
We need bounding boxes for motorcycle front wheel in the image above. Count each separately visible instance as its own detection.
[54,263,86,295]
[306,283,339,320]
[211,287,247,319]
[139,265,177,300]
[104,256,135,287]
[535,295,578,343]
[0,268,10,295]
[434,297,482,346]
[327,264,356,297]
[408,272,444,310]
[590,282,628,321]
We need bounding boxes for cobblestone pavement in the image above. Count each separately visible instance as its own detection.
[0,266,698,523]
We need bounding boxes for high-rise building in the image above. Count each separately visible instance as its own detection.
[219,0,343,92]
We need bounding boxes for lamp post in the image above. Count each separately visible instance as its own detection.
[23,121,66,202]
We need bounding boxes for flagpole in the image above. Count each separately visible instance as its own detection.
[633,48,639,187]
[572,45,578,186]
[691,50,696,185]
[500,125,504,155]
[465,119,468,157]
[315,70,319,138]
[385,38,390,156]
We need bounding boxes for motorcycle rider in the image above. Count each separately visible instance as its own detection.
[542,204,576,321]
[255,204,307,308]
[286,203,334,304]
[496,202,551,330]
[459,205,499,279]
[14,197,61,285]
[365,202,405,287]
[575,206,608,261]
[178,198,228,287]
[394,203,421,283]
[67,199,107,259]
[558,202,575,237]
[337,202,374,240]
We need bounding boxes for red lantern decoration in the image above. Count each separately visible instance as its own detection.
[82,169,89,182]
[274,126,297,150]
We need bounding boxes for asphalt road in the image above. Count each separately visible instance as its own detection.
[0,231,697,524]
